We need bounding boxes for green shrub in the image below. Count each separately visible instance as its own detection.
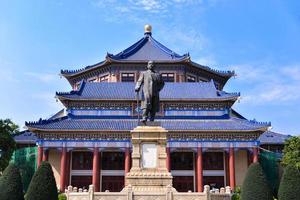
[0,163,24,200]
[241,162,273,200]
[278,165,300,200]
[25,161,58,200]
[58,193,67,200]
[231,186,241,200]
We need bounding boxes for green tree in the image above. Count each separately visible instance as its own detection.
[0,163,24,200]
[241,162,273,200]
[0,119,18,171]
[278,165,300,200]
[26,161,58,200]
[282,136,300,169]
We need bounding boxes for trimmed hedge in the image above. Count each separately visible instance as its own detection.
[278,165,300,200]
[25,161,58,200]
[241,162,273,200]
[0,163,24,200]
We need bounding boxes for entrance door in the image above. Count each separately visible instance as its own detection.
[102,176,124,192]
[173,176,194,192]
[171,152,195,192]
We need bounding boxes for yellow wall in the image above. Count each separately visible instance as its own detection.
[234,150,248,186]
[48,149,61,188]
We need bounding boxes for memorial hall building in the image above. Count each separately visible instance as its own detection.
[21,25,288,193]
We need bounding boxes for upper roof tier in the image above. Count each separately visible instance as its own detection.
[106,31,189,61]
[60,25,235,83]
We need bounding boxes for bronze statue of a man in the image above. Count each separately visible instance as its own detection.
[135,61,165,122]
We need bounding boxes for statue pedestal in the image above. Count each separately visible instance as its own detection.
[124,126,173,192]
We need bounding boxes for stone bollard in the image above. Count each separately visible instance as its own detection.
[225,186,231,194]
[204,185,210,193]
[73,187,78,192]
[220,187,225,194]
[204,185,210,200]
[127,185,133,200]
[89,185,94,200]
[68,186,73,193]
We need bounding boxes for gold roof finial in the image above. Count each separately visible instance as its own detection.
[144,24,152,34]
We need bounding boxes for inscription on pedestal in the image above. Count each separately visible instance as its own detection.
[142,143,157,168]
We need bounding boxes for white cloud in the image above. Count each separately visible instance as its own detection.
[230,63,300,104]
[24,72,59,83]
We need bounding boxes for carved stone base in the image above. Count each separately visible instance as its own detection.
[124,126,175,192]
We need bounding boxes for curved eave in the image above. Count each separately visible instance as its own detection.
[189,61,235,78]
[26,127,268,133]
[56,95,240,107]
[60,59,111,78]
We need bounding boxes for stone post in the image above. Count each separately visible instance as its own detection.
[89,185,94,200]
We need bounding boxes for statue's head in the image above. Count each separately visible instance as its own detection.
[147,61,155,70]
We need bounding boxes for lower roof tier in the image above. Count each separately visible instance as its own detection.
[26,116,270,132]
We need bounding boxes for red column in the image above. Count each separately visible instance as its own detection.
[196,147,203,192]
[42,149,49,161]
[92,147,100,192]
[37,146,43,168]
[166,147,171,172]
[229,147,236,190]
[65,151,71,187]
[60,147,67,192]
[253,147,259,163]
[125,148,131,174]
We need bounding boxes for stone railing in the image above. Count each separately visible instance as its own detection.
[66,185,232,200]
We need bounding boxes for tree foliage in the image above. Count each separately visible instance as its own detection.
[282,136,300,169]
[0,119,18,171]
[241,162,273,200]
[278,165,300,200]
[0,163,24,200]
[26,161,58,200]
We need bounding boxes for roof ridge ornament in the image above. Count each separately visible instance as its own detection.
[144,24,152,35]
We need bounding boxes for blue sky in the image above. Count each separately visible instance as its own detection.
[0,0,299,135]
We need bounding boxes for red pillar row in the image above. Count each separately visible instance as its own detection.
[60,147,67,192]
[65,151,71,187]
[166,147,171,172]
[196,147,203,192]
[253,147,259,163]
[125,148,131,174]
[229,147,236,190]
[37,146,43,168]
[92,147,100,192]
[42,149,49,162]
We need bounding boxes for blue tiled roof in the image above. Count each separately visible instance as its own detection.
[60,34,234,78]
[13,130,37,144]
[26,116,270,131]
[107,33,188,61]
[258,131,291,145]
[56,81,240,101]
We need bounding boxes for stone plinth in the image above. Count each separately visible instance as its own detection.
[125,126,173,192]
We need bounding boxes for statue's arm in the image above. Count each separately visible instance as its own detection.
[135,72,144,92]
[158,74,165,91]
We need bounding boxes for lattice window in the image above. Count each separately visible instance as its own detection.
[100,74,109,82]
[121,73,135,82]
[186,75,196,82]
[162,73,175,82]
